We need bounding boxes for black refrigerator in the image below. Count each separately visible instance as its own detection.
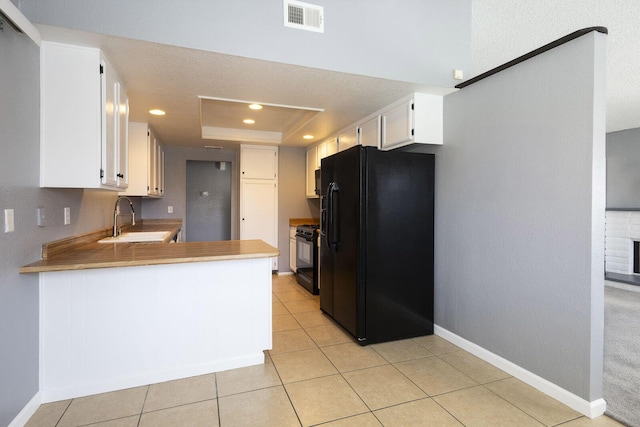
[320,145,434,345]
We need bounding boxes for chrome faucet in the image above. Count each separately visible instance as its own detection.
[113,196,135,237]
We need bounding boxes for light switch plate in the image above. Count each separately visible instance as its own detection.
[4,209,15,233]
[64,207,71,225]
[37,207,46,227]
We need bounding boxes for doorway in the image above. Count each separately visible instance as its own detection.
[186,160,231,241]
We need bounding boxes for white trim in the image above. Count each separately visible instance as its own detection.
[8,391,41,427]
[278,271,294,276]
[202,126,282,144]
[434,325,607,419]
[198,95,324,113]
[0,0,41,45]
[41,353,264,403]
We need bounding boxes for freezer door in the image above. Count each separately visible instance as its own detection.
[319,146,365,339]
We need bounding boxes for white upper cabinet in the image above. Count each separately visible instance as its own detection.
[241,145,278,179]
[40,42,128,190]
[316,138,338,166]
[306,138,337,198]
[117,85,129,189]
[358,115,381,148]
[306,145,318,198]
[120,122,164,197]
[323,138,338,158]
[338,127,358,152]
[380,93,443,150]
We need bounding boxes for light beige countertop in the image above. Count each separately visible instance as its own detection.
[20,219,279,273]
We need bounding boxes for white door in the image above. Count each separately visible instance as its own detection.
[241,146,277,180]
[240,179,278,270]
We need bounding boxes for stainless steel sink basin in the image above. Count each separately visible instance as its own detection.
[98,231,171,243]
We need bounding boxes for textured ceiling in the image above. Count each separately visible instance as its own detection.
[470,0,640,134]
[36,25,452,149]
[36,2,640,149]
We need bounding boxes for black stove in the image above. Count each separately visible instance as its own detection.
[295,224,319,294]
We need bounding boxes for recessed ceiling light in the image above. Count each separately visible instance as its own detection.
[149,109,166,116]
[243,119,255,124]
[249,104,263,110]
[303,134,314,139]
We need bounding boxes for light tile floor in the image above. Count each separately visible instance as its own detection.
[27,274,624,427]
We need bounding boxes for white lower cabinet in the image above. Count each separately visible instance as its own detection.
[289,227,297,273]
[38,259,272,402]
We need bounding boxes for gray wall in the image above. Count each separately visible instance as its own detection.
[606,128,640,209]
[142,147,238,240]
[434,32,606,400]
[18,0,470,88]
[0,19,121,424]
[186,160,232,242]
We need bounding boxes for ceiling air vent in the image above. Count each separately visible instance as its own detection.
[284,0,324,33]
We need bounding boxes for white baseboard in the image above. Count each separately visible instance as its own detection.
[40,353,264,403]
[434,325,607,419]
[277,271,294,276]
[9,391,41,427]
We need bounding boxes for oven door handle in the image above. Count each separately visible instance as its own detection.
[327,181,340,252]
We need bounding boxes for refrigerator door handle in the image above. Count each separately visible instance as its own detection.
[327,182,340,252]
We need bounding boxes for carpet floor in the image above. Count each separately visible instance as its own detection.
[604,285,640,427]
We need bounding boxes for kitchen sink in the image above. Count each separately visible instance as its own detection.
[97,231,172,243]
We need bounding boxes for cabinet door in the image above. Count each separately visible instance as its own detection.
[358,115,381,148]
[119,122,148,196]
[319,138,338,161]
[290,237,297,272]
[325,138,338,157]
[147,130,158,196]
[338,128,357,152]
[40,42,102,189]
[116,83,129,189]
[306,146,318,198]
[241,145,278,179]
[157,144,165,196]
[101,59,118,188]
[381,98,413,150]
[316,143,326,168]
[240,179,278,270]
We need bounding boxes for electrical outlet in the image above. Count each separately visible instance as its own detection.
[168,205,174,214]
[37,207,46,227]
[64,207,71,225]
[4,209,15,233]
